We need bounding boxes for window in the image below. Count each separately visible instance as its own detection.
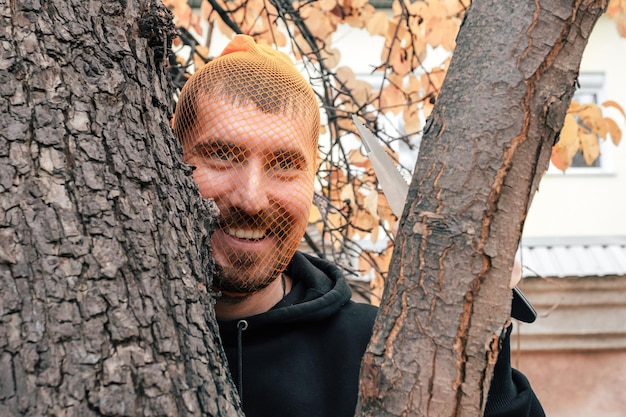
[547,72,617,175]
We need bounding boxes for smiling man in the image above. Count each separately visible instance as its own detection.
[174,36,320,319]
[181,94,316,318]
[173,35,545,417]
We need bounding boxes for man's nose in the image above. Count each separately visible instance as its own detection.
[233,160,270,214]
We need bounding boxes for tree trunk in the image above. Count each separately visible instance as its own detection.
[0,0,243,416]
[357,0,607,416]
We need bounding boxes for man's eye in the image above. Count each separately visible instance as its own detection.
[193,143,245,164]
[269,152,305,171]
[211,147,232,161]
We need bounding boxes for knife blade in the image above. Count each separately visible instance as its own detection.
[352,115,409,218]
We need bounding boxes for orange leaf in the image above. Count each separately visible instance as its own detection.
[363,188,379,217]
[216,18,236,37]
[326,211,346,249]
[443,0,469,15]
[550,146,572,171]
[319,0,336,12]
[193,45,210,72]
[365,11,389,37]
[407,1,431,18]
[308,203,322,223]
[391,0,402,16]
[551,114,579,171]
[357,254,374,279]
[201,0,213,21]
[441,18,460,51]
[602,100,626,118]
[175,2,193,28]
[595,117,609,139]
[348,148,371,168]
[387,71,404,87]
[577,104,603,135]
[320,47,341,69]
[607,0,621,17]
[380,84,405,114]
[406,75,421,98]
[617,15,626,38]
[580,132,600,166]
[353,209,375,234]
[425,16,444,48]
[191,17,203,36]
[403,104,421,134]
[370,223,380,243]
[568,100,583,113]
[336,66,357,93]
[303,7,334,40]
[386,47,412,76]
[340,183,356,211]
[605,117,623,146]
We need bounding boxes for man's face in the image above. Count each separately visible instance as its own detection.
[183,96,316,297]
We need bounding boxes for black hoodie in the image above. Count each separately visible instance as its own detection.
[217,251,545,417]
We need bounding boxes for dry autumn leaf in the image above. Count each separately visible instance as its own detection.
[352,209,376,237]
[408,0,431,19]
[443,0,470,15]
[441,18,461,51]
[607,0,623,17]
[201,0,212,22]
[326,211,347,249]
[319,0,337,12]
[406,74,421,98]
[617,14,626,37]
[380,83,405,114]
[321,46,342,69]
[605,117,623,145]
[551,114,580,171]
[363,188,379,217]
[358,254,376,286]
[308,203,322,223]
[602,100,626,117]
[391,0,403,16]
[193,45,210,71]
[365,11,389,37]
[370,221,380,242]
[425,16,445,48]
[403,104,421,134]
[577,104,604,135]
[580,132,600,165]
[301,6,335,40]
[348,148,371,168]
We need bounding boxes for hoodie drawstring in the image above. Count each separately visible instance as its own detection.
[236,319,248,402]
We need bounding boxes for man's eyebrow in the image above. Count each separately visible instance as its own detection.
[191,137,235,152]
[272,147,308,163]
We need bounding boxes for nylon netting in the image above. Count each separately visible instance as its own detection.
[173,35,320,298]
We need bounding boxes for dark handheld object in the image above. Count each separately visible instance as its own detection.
[512,287,537,323]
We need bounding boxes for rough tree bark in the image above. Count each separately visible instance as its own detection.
[357,0,607,416]
[0,0,243,416]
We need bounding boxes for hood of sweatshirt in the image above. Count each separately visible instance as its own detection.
[217,251,353,343]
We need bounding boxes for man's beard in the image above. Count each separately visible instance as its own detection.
[211,259,282,301]
[210,207,294,301]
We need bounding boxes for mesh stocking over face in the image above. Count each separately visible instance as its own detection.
[174,35,320,297]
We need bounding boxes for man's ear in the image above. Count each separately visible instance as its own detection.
[510,259,522,289]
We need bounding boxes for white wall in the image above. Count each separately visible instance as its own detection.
[523,16,626,238]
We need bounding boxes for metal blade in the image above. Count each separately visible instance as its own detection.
[352,115,409,218]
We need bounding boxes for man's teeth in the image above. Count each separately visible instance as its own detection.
[225,228,266,240]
